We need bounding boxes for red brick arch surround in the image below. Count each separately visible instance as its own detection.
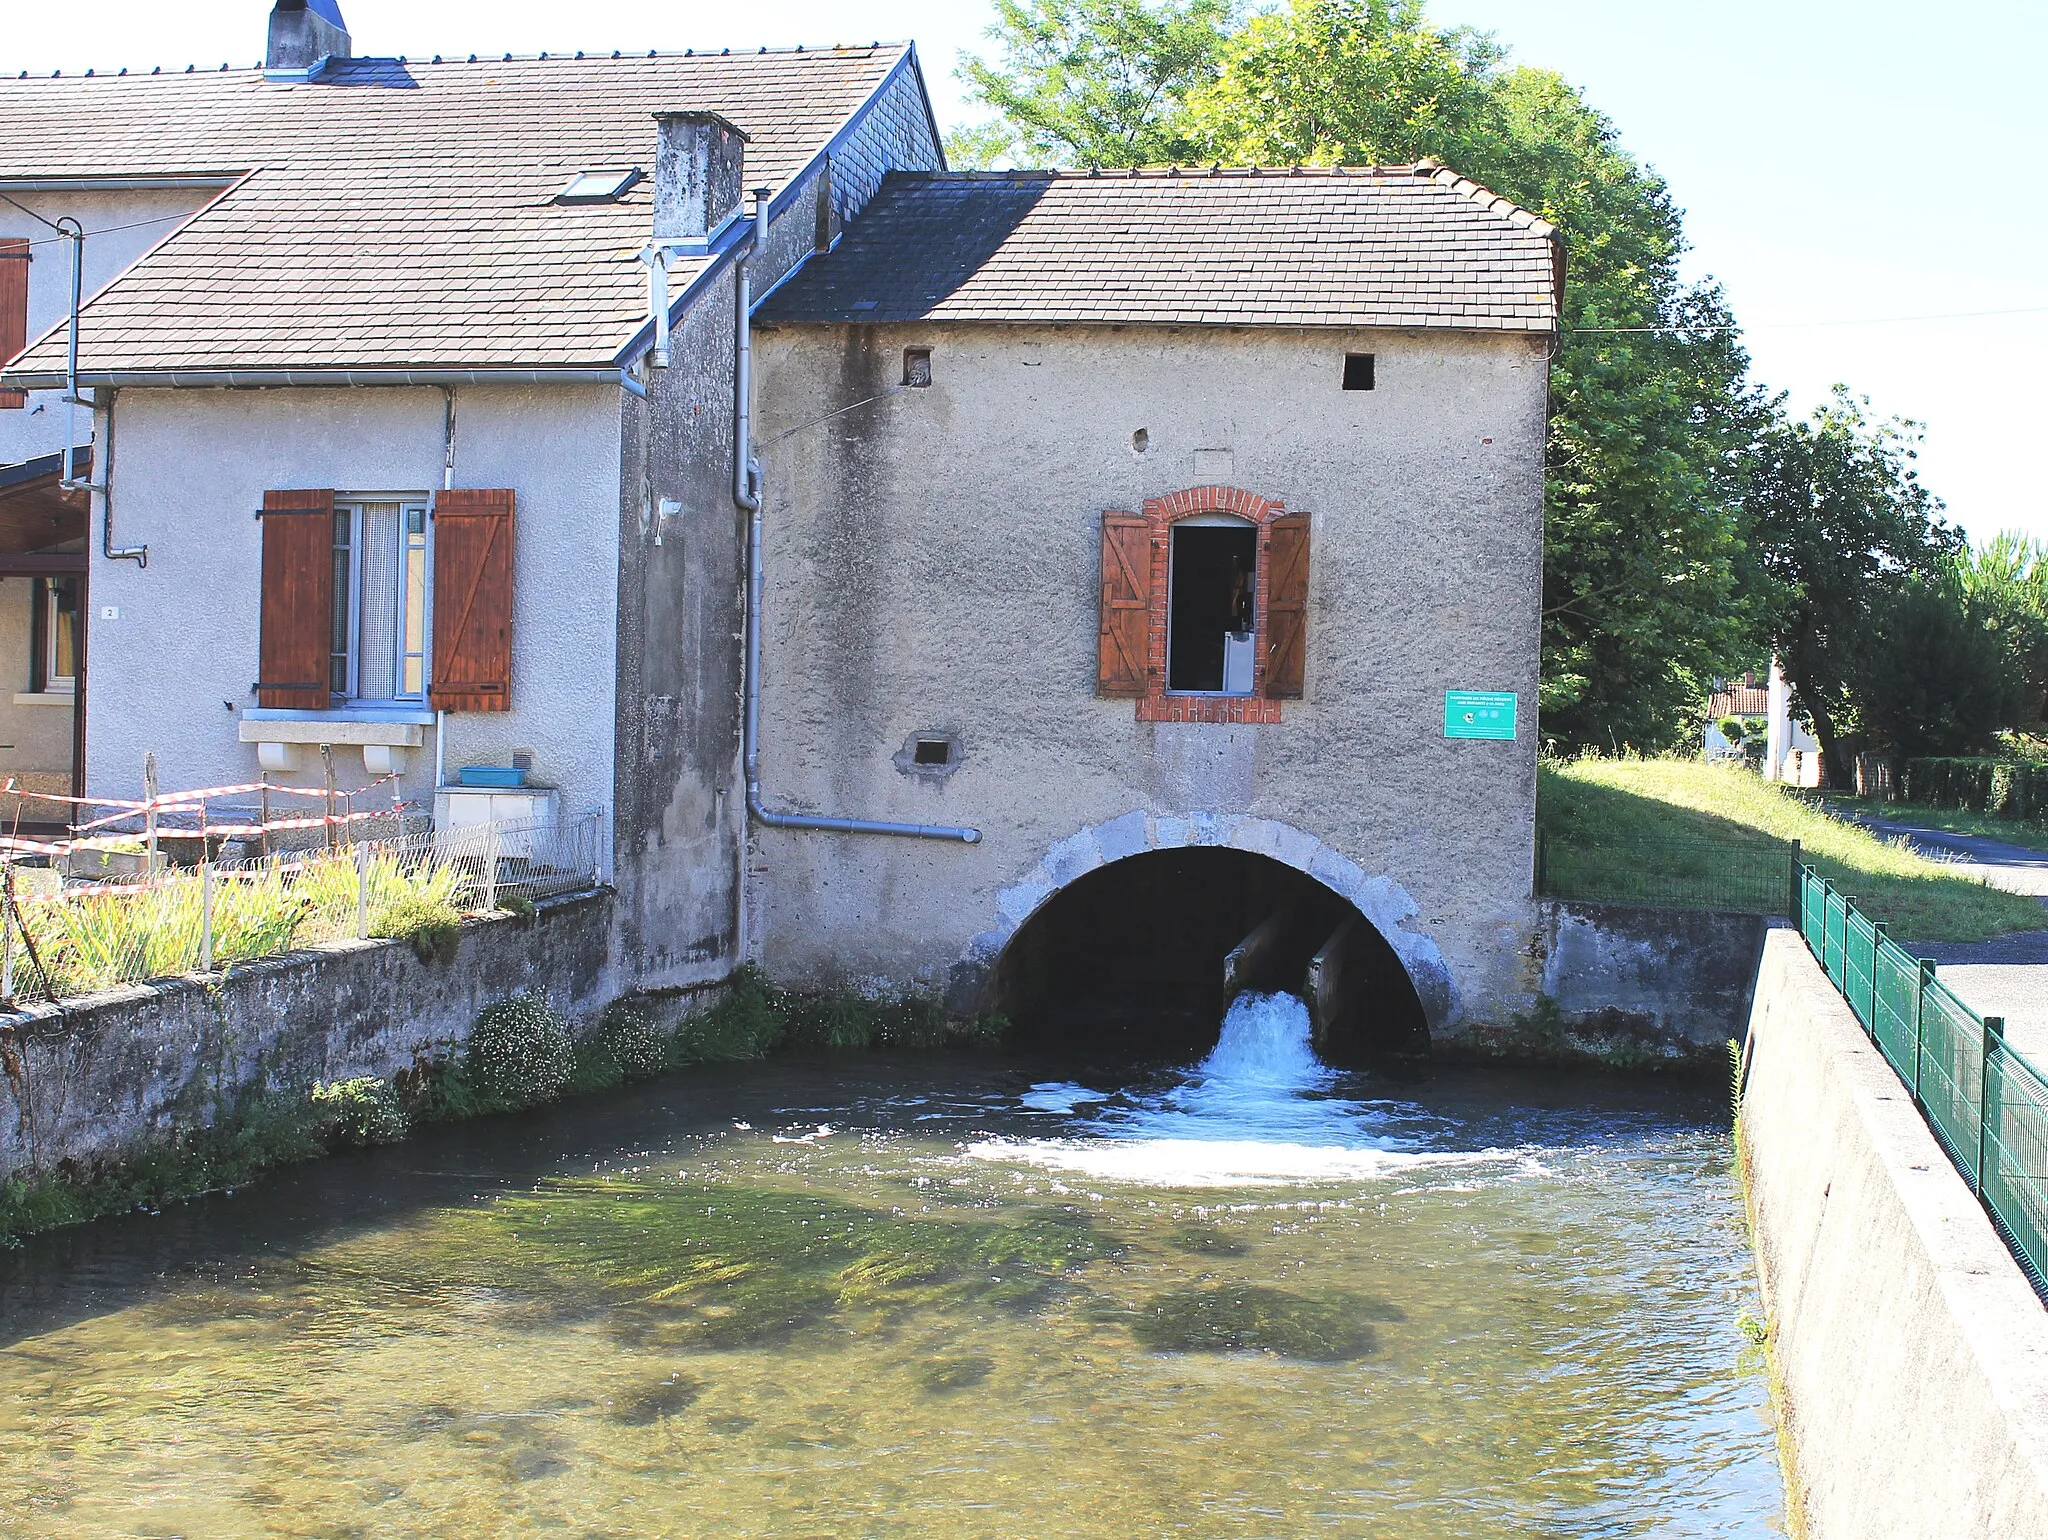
[1126,485,1292,724]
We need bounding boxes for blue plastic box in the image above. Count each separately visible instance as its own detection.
[456,765,528,788]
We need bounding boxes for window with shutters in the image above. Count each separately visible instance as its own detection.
[1097,485,1307,724]
[0,237,28,410]
[259,486,513,714]
[329,498,432,701]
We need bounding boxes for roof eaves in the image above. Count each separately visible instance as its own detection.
[1417,160,1557,242]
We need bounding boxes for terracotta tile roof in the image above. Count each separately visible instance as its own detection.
[0,47,914,376]
[758,165,1561,332]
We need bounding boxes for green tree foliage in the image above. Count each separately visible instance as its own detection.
[1849,569,2022,762]
[958,0,1760,748]
[950,0,1237,168]
[1742,389,1962,779]
[1960,532,2048,730]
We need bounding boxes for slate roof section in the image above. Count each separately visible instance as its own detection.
[760,166,1561,333]
[0,47,916,377]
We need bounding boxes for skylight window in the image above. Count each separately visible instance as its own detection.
[556,168,642,205]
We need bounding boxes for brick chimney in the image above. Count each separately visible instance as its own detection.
[267,0,352,74]
[652,112,748,244]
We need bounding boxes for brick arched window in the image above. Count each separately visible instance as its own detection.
[1097,485,1309,723]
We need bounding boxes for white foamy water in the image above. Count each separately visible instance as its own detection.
[1019,1082,1113,1114]
[974,993,1524,1188]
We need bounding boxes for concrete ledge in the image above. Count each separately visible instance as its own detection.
[239,719,424,747]
[1742,928,2048,1538]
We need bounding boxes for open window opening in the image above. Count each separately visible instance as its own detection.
[994,847,1430,1064]
[1343,353,1376,390]
[331,499,431,702]
[1167,517,1256,694]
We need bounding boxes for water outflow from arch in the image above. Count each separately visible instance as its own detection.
[982,992,1457,1187]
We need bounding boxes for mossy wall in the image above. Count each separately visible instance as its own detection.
[0,891,616,1183]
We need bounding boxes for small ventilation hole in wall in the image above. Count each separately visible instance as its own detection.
[904,348,933,388]
[1131,428,1150,454]
[913,737,952,766]
[1343,353,1376,390]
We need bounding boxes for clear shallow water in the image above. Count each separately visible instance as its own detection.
[0,997,1783,1537]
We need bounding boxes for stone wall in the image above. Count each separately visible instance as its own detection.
[1531,900,1768,1065]
[1742,928,2048,1538]
[0,890,614,1181]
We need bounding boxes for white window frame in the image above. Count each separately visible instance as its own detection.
[330,495,433,703]
[39,575,77,695]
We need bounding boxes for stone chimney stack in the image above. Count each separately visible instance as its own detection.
[267,0,353,74]
[653,113,749,243]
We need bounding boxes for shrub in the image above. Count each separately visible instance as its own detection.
[310,1077,409,1146]
[670,966,784,1063]
[960,1012,1010,1050]
[1716,715,1745,745]
[570,999,667,1093]
[464,993,573,1110]
[372,891,463,962]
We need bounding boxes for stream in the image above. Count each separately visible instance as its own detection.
[0,994,1783,1536]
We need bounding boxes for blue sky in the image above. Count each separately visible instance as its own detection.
[9,1,2043,539]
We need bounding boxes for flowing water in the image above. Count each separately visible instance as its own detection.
[0,995,1783,1536]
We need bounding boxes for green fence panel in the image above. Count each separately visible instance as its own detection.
[1919,977,1986,1186]
[1824,889,1848,991]
[1871,936,1920,1076]
[1984,1040,2048,1286]
[1793,862,2046,1296]
[1536,835,1792,913]
[1844,910,1877,1031]
[1802,871,1827,956]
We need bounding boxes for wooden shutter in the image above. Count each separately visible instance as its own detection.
[430,488,515,712]
[257,489,336,709]
[1098,511,1151,698]
[0,238,28,410]
[1263,514,1310,700]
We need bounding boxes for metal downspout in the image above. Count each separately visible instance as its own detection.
[733,189,977,846]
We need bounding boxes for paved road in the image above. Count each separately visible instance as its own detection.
[1848,812,2048,897]
[1853,813,2048,1062]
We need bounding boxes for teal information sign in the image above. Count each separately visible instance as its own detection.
[1444,690,1518,741]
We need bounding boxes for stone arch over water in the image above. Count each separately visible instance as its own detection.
[960,811,1458,1044]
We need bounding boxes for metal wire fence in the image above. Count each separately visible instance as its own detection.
[1798,864,2048,1292]
[0,812,602,1005]
[1537,830,1798,914]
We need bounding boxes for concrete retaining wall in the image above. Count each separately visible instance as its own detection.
[1742,928,2048,1538]
[0,890,614,1180]
[1537,900,1768,1062]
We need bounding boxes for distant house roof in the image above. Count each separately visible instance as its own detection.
[1710,687,1770,717]
[1,46,922,381]
[759,165,1562,332]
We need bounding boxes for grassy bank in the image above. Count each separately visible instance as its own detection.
[0,970,1006,1246]
[1540,758,2045,943]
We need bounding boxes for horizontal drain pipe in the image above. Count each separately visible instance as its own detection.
[733,190,976,846]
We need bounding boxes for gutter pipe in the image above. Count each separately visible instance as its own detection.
[7,365,647,397]
[44,217,144,567]
[733,189,977,846]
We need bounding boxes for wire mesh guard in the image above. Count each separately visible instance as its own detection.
[0,812,602,1006]
[1538,832,1795,914]
[1797,864,2048,1293]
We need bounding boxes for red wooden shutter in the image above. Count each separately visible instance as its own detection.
[1263,514,1310,700]
[257,489,337,709]
[430,488,515,712]
[0,238,29,410]
[1098,511,1151,698]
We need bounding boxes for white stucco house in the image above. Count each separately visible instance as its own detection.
[0,2,1562,1052]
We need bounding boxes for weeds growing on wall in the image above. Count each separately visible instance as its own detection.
[1,971,1002,1246]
